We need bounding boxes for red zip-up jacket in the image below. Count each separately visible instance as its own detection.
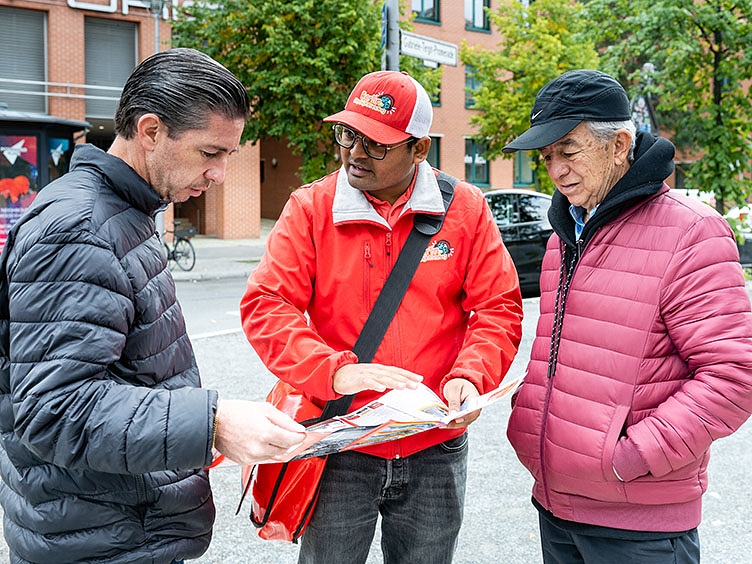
[241,162,523,459]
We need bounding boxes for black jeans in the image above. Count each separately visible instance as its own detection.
[298,435,469,564]
[538,509,700,564]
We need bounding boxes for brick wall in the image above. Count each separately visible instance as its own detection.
[0,0,261,240]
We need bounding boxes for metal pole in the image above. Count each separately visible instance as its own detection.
[641,62,659,135]
[150,0,164,53]
[385,0,400,71]
[151,0,166,239]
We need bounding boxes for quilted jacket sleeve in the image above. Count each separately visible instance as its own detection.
[627,213,752,478]
[6,229,214,474]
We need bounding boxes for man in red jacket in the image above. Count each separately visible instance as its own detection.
[241,70,523,564]
[504,69,752,564]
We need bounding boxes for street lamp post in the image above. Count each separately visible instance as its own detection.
[384,0,400,71]
[641,62,659,135]
[150,0,166,239]
[150,0,165,54]
[631,62,659,135]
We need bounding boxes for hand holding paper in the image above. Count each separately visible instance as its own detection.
[443,378,481,428]
[263,375,524,464]
[212,399,307,466]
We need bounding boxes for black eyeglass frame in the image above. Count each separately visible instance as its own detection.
[332,124,415,160]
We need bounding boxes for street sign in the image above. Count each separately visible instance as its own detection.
[400,30,458,67]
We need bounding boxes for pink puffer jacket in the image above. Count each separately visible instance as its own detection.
[507,185,752,532]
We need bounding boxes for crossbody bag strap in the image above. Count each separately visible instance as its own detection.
[319,172,457,421]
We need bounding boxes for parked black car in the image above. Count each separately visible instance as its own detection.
[484,189,553,297]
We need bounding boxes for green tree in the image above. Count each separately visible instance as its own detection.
[586,0,752,213]
[172,0,381,182]
[172,0,441,183]
[460,0,599,192]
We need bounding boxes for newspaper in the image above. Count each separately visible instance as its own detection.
[262,375,524,464]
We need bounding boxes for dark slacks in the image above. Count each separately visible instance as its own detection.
[539,509,700,564]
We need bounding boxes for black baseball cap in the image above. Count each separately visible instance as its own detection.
[502,70,631,153]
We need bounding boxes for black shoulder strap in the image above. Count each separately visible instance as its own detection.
[320,172,457,420]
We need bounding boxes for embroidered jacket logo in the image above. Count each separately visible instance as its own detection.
[422,240,454,262]
[353,90,396,115]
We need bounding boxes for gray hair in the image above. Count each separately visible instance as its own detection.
[114,48,250,139]
[586,120,637,162]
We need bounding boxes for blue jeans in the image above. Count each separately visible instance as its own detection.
[298,433,468,564]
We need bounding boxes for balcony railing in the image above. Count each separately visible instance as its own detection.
[0,78,122,102]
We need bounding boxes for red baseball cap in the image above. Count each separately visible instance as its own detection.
[324,71,433,144]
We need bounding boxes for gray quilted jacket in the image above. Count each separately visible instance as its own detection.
[0,144,218,564]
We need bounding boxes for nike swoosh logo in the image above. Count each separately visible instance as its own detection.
[531,110,543,121]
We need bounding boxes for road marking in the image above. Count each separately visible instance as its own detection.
[190,328,243,340]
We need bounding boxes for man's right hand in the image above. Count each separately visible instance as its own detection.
[332,363,423,396]
[212,399,306,466]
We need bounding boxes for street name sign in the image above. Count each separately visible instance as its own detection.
[400,30,458,67]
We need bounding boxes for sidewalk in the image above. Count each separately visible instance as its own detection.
[169,218,274,281]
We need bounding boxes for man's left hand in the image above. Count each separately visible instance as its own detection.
[443,378,481,429]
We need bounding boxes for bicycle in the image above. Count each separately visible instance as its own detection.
[163,220,197,271]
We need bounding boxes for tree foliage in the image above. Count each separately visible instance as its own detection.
[172,0,441,183]
[585,0,752,212]
[459,0,599,192]
[172,0,381,181]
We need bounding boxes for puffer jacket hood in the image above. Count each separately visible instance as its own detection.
[0,144,218,563]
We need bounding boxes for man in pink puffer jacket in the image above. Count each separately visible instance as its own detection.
[504,69,752,564]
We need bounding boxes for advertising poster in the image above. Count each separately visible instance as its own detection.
[0,135,39,250]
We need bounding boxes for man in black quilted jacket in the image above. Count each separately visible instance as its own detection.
[0,48,305,564]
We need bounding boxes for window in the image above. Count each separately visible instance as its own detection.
[465,0,490,31]
[517,193,550,223]
[430,80,441,106]
[674,162,696,192]
[485,192,551,226]
[513,151,535,187]
[412,0,440,23]
[485,192,514,226]
[0,7,46,113]
[84,17,137,120]
[464,138,489,186]
[427,136,440,169]
[465,66,480,108]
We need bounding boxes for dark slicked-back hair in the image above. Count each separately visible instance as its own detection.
[114,48,250,139]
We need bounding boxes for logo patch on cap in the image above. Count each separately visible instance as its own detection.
[353,90,397,116]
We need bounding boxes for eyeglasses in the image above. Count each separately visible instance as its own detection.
[332,124,413,160]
